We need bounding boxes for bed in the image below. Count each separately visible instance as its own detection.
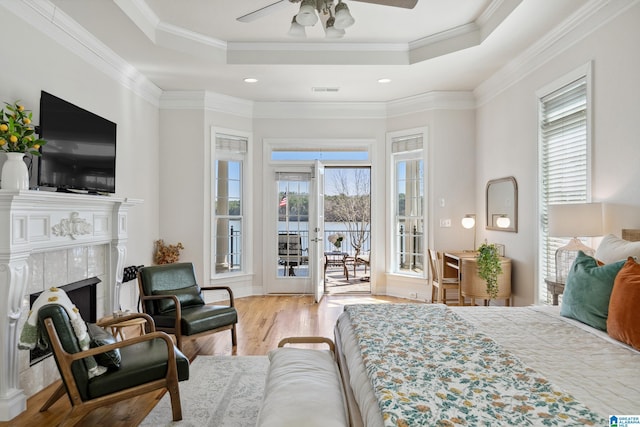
[335,230,640,426]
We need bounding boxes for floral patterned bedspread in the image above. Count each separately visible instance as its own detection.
[343,304,605,426]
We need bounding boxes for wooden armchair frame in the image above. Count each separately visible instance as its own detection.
[277,336,336,358]
[40,312,183,427]
[138,278,237,351]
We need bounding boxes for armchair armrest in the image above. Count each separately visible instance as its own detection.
[139,294,183,332]
[200,286,235,307]
[43,317,180,405]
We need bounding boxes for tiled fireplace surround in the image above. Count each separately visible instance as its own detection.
[0,191,139,421]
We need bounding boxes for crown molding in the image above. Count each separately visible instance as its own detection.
[113,0,159,42]
[2,0,162,106]
[113,0,518,67]
[253,101,387,120]
[161,90,475,119]
[387,91,476,117]
[474,0,638,106]
[160,91,254,118]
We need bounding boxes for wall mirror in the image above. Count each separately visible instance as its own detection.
[486,176,518,232]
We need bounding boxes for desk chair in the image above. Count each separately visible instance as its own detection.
[428,249,461,305]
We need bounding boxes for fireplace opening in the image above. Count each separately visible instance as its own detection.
[29,277,100,366]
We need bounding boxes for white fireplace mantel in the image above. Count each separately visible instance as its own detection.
[0,190,141,421]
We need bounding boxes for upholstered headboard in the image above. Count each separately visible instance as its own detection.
[622,229,640,242]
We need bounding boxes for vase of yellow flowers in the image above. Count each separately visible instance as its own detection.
[0,101,46,190]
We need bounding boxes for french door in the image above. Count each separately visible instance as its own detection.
[311,161,325,302]
[267,162,325,299]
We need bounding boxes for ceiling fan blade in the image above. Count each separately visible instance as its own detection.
[351,0,418,8]
[237,0,290,23]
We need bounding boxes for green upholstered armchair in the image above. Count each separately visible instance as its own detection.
[37,304,189,426]
[137,262,238,351]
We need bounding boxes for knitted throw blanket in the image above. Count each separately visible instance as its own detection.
[18,287,107,378]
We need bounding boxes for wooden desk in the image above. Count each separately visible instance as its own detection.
[444,251,512,306]
[544,277,565,306]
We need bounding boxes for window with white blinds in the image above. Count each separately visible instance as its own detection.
[213,131,249,277]
[391,133,425,277]
[538,75,590,303]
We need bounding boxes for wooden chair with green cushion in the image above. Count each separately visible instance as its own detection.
[137,262,238,351]
[37,304,189,427]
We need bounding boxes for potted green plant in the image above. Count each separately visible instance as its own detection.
[476,243,503,302]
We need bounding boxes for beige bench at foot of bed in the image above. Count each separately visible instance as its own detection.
[256,337,349,427]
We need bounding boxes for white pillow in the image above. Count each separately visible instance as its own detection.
[596,234,640,264]
[257,347,348,427]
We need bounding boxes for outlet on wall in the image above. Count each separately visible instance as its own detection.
[409,292,418,299]
[439,219,452,227]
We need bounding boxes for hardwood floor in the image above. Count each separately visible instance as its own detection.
[4,294,412,427]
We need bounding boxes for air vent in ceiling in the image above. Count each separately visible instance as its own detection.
[312,87,340,93]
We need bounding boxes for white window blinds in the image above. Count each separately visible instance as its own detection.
[539,76,589,302]
[216,134,247,153]
[392,134,423,153]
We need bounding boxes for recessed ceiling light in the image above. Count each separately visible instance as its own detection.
[378,78,391,84]
[244,78,258,83]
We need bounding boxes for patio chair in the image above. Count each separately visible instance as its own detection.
[278,233,305,276]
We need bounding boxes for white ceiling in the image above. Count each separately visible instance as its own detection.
[47,0,587,103]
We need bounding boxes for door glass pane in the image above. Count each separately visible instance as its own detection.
[277,178,310,278]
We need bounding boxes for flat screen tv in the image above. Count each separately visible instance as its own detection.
[37,91,117,194]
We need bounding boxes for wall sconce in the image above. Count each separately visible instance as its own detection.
[461,214,476,251]
[548,202,603,282]
[496,215,511,229]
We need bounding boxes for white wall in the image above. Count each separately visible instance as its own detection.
[0,7,161,311]
[157,96,253,296]
[475,2,640,305]
[385,107,476,300]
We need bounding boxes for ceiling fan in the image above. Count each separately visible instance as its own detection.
[237,0,418,24]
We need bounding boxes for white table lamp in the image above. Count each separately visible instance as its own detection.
[548,202,603,282]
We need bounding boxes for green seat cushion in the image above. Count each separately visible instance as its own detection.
[560,251,625,330]
[87,323,121,369]
[86,337,189,399]
[154,305,238,336]
[153,285,205,314]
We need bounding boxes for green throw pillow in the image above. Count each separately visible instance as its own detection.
[87,323,121,369]
[560,251,625,330]
[153,285,205,314]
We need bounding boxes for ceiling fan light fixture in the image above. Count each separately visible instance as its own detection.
[296,0,319,26]
[325,16,345,38]
[333,1,355,29]
[288,15,307,37]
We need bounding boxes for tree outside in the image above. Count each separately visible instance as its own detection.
[325,168,371,259]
